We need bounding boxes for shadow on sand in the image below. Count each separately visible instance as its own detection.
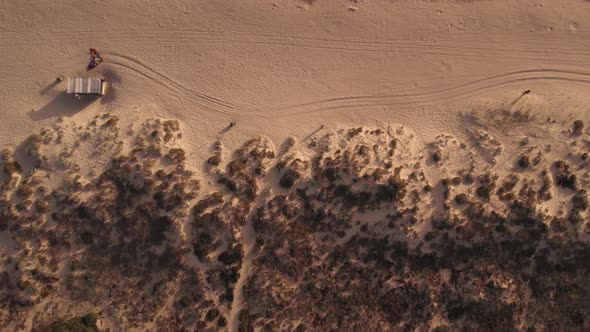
[301,126,324,142]
[39,80,62,96]
[28,92,100,121]
[99,66,120,106]
[217,123,235,136]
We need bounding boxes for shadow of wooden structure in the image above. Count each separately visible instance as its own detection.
[28,92,100,121]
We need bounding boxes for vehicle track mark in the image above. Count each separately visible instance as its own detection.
[3,30,589,61]
[108,60,235,117]
[108,52,234,109]
[261,69,590,118]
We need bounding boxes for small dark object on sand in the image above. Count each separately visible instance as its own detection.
[523,90,531,95]
[230,122,236,127]
[432,150,442,162]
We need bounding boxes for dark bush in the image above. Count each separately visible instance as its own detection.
[149,216,172,245]
[357,144,370,156]
[476,185,492,200]
[238,309,253,332]
[538,170,553,201]
[476,173,497,200]
[568,209,583,224]
[463,173,475,184]
[554,160,577,190]
[218,315,228,327]
[3,160,22,175]
[47,313,98,332]
[432,150,442,162]
[34,200,49,213]
[572,120,584,135]
[207,155,221,166]
[295,323,306,332]
[550,218,568,233]
[193,233,212,258]
[179,295,192,308]
[454,193,469,205]
[518,155,530,169]
[103,117,118,127]
[166,148,186,163]
[206,308,220,321]
[16,185,33,199]
[218,244,243,266]
[80,232,93,245]
[572,190,588,210]
[193,193,224,215]
[279,169,300,189]
[218,177,237,192]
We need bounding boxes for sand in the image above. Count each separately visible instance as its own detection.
[2,0,590,163]
[1,0,590,331]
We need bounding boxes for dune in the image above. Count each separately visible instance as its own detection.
[1,0,589,331]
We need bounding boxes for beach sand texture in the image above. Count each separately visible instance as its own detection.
[1,1,589,331]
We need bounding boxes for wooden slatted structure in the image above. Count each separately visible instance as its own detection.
[66,77,105,96]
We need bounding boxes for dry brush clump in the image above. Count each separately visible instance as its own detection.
[216,136,275,204]
[278,155,309,189]
[1,115,589,331]
[239,124,589,331]
[243,126,442,330]
[572,119,584,136]
[553,160,578,191]
[184,136,277,317]
[0,116,224,331]
[206,140,223,167]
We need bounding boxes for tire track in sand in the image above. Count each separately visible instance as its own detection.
[258,68,590,118]
[2,29,588,52]
[106,53,236,116]
[108,52,233,108]
[3,30,590,64]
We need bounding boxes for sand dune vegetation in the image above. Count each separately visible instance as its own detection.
[0,109,588,330]
[1,0,590,331]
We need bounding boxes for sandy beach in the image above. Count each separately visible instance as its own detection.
[1,0,589,331]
